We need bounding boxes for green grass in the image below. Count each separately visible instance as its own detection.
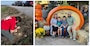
[1,6,9,13]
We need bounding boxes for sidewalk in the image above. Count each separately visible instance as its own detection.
[35,36,84,45]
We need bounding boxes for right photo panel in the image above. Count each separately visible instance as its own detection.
[35,0,89,45]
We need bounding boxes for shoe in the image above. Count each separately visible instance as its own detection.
[73,38,76,41]
[70,37,72,39]
[58,35,60,37]
[58,35,61,37]
[59,35,62,38]
[62,36,64,38]
[65,36,68,39]
[52,35,55,38]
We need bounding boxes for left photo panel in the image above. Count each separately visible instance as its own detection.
[1,1,33,45]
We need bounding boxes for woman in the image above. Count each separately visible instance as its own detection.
[50,14,58,38]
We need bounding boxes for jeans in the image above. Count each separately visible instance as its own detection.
[50,25,53,35]
[1,30,14,41]
[61,27,68,37]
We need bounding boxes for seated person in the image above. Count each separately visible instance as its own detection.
[67,13,76,40]
[57,17,62,37]
[61,16,68,38]
[50,14,58,38]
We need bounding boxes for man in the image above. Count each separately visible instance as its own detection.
[67,13,76,40]
[1,16,22,42]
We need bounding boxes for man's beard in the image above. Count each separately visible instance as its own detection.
[68,16,71,17]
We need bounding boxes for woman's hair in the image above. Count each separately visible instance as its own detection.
[53,14,57,18]
[15,16,22,22]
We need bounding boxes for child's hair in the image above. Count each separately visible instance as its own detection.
[53,14,58,19]
[63,16,66,18]
[15,16,22,22]
[58,17,61,18]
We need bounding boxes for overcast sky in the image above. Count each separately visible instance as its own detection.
[1,1,16,6]
[1,1,28,6]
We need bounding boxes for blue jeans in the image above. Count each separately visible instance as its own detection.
[50,26,53,35]
[61,27,68,37]
[1,30,14,41]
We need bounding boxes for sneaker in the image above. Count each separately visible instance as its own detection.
[62,36,64,38]
[70,37,72,39]
[65,36,68,39]
[58,35,62,38]
[58,35,60,37]
[58,35,61,37]
[52,35,55,38]
[73,38,76,41]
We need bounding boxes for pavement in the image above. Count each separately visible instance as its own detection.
[35,36,84,45]
[10,6,33,19]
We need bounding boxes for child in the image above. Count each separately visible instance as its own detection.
[61,16,68,38]
[57,17,62,36]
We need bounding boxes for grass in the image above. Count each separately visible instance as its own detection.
[1,6,9,13]
[1,5,20,17]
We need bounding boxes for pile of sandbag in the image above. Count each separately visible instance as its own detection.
[77,30,89,45]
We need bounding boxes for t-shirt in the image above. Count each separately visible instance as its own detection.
[62,20,67,26]
[67,16,75,26]
[50,18,57,25]
[1,16,16,31]
[57,21,62,27]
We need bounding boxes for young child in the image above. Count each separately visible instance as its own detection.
[57,17,62,36]
[61,16,68,38]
